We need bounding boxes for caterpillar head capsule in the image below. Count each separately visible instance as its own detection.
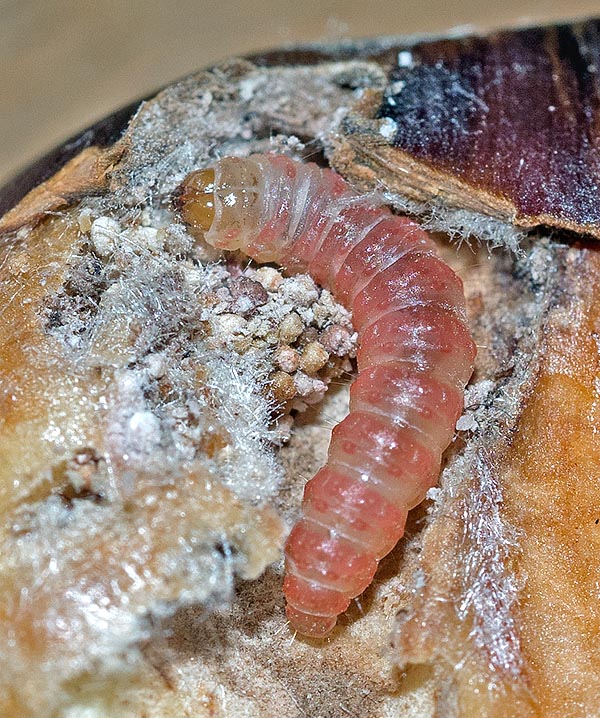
[176,168,216,234]
[176,157,265,255]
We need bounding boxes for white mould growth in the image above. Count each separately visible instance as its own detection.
[457,452,523,681]
[44,204,356,510]
[200,353,284,503]
[386,194,526,254]
[379,117,398,140]
[90,215,121,257]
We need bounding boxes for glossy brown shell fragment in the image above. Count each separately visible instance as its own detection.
[335,18,600,238]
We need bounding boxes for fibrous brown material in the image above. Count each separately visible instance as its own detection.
[2,17,600,718]
[0,143,125,236]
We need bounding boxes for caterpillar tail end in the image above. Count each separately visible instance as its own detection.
[283,571,350,638]
[285,604,337,638]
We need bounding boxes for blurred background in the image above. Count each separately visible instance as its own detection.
[2,0,598,185]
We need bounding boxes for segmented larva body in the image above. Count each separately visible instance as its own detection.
[177,153,476,638]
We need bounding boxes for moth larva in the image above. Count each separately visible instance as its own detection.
[177,153,476,638]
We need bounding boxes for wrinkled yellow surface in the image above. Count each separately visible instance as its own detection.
[0,216,104,513]
[502,261,600,717]
[458,251,600,717]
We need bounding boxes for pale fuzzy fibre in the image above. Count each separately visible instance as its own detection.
[385,194,526,255]
[457,452,522,679]
[48,209,286,501]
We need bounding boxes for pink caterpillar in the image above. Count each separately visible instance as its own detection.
[176,153,476,638]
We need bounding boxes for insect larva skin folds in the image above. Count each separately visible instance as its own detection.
[283,574,351,616]
[286,519,379,595]
[178,153,476,638]
[333,220,438,305]
[307,206,387,289]
[285,605,338,638]
[329,413,441,509]
[349,364,463,453]
[302,467,408,558]
[356,306,476,388]
[351,254,467,332]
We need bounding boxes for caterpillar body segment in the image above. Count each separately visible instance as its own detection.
[177,153,476,638]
